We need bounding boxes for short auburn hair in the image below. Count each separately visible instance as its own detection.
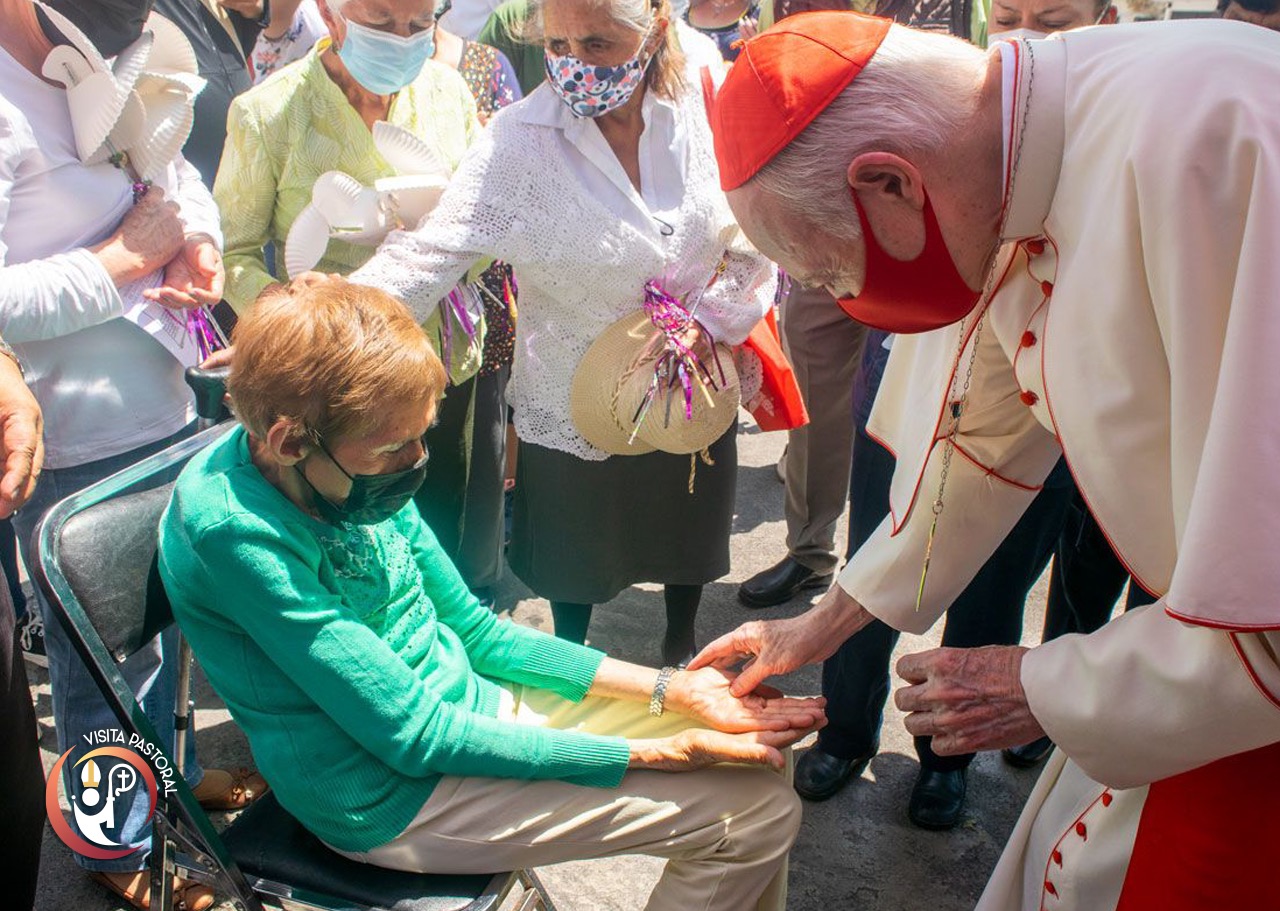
[228,279,447,444]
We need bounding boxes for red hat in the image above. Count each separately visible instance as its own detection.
[708,12,892,191]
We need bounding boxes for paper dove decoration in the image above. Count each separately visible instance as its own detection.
[37,2,206,183]
[282,121,453,279]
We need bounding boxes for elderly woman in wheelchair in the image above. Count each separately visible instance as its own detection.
[158,278,823,911]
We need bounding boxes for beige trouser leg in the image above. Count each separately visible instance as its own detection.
[335,689,801,911]
[780,281,869,575]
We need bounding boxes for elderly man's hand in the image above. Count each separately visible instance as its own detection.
[0,356,43,516]
[665,666,826,734]
[895,646,1046,755]
[688,584,873,697]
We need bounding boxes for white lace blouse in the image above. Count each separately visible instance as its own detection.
[352,81,776,461]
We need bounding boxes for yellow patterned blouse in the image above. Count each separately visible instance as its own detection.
[214,39,479,313]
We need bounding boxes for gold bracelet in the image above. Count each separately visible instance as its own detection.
[649,666,677,717]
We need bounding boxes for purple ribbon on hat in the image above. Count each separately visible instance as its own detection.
[629,280,726,442]
[438,284,480,383]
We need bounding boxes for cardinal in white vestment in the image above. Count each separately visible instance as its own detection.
[690,12,1280,911]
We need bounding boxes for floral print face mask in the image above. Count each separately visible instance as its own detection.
[544,29,653,118]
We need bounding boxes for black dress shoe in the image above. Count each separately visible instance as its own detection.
[1002,735,1056,769]
[737,556,834,609]
[908,768,968,831]
[793,743,877,802]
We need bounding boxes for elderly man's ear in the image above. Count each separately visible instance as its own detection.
[847,153,928,260]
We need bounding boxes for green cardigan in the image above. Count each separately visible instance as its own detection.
[158,428,629,852]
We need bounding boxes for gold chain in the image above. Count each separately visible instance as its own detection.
[914,39,1037,612]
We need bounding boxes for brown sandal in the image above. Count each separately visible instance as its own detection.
[191,766,270,811]
[90,870,215,911]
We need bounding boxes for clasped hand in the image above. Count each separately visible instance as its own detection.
[627,667,826,773]
[667,665,826,735]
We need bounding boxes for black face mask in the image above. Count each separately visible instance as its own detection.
[296,435,429,526]
[38,0,155,58]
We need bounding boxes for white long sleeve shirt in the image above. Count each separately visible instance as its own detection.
[0,46,222,469]
[354,82,775,461]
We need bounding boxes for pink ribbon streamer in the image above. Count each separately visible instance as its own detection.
[630,280,725,440]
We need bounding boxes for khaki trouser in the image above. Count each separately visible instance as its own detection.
[335,688,800,911]
[780,282,870,575]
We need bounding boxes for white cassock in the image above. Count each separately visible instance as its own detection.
[836,20,1280,911]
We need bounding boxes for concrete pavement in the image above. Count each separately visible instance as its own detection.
[29,416,1051,910]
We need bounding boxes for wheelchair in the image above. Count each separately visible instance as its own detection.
[34,367,556,911]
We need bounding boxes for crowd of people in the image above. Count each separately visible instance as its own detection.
[2,0,1278,910]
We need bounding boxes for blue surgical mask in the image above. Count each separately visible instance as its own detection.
[338,18,435,95]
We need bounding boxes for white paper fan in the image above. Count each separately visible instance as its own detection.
[41,45,131,162]
[283,205,333,279]
[141,13,200,79]
[312,171,376,229]
[128,76,197,181]
[373,121,447,177]
[371,174,449,233]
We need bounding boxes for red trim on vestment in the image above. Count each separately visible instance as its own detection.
[951,441,1043,492]
[1035,233,1164,601]
[885,251,1021,537]
[1116,743,1280,911]
[1163,604,1280,634]
[1039,787,1112,908]
[863,426,900,533]
[1228,633,1280,711]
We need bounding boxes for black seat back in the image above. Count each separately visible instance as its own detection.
[56,484,176,662]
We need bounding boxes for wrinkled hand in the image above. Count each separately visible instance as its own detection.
[738,17,759,40]
[93,189,186,288]
[666,666,826,734]
[0,357,43,516]
[145,234,224,309]
[689,585,868,697]
[629,724,822,773]
[895,646,1045,755]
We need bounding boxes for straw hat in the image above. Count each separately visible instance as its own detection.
[570,311,741,456]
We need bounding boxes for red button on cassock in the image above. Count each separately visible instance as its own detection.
[1052,850,1063,867]
[1021,331,1037,348]
[1026,239,1046,255]
[1045,881,1059,897]
[1040,280,1054,296]
[1020,390,1039,406]
[1102,792,1114,807]
[1076,822,1088,839]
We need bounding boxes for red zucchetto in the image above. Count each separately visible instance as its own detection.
[708,12,893,191]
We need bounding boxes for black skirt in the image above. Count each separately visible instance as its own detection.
[508,424,737,604]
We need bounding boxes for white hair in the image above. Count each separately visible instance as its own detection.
[750,25,985,241]
[528,0,661,37]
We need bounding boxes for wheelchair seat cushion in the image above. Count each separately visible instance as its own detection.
[222,793,505,911]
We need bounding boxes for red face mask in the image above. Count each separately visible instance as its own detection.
[836,188,982,334]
